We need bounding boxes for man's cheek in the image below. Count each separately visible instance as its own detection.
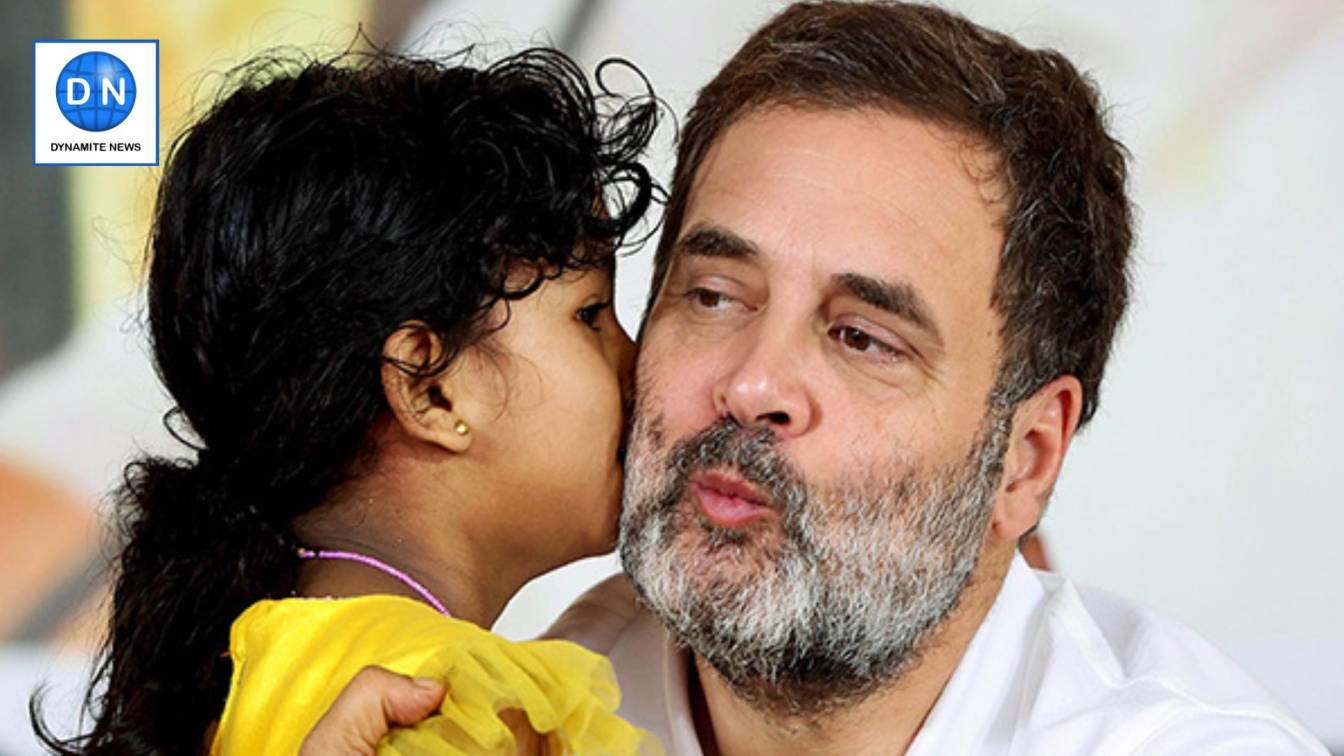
[649,370,721,437]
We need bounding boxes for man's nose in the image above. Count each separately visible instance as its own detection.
[712,329,815,437]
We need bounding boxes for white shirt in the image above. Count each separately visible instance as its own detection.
[545,554,1328,755]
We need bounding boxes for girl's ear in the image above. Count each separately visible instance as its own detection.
[381,325,473,453]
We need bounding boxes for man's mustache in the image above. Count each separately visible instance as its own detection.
[658,417,808,519]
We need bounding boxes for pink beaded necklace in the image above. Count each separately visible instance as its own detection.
[296,547,452,617]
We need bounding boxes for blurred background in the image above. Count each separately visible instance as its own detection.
[2,0,1341,752]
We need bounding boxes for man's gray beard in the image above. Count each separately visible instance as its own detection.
[618,409,1010,719]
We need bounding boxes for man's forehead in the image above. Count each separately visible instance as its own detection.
[713,106,996,210]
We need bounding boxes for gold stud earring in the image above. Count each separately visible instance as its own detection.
[453,420,470,436]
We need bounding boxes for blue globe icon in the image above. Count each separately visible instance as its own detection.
[55,51,137,132]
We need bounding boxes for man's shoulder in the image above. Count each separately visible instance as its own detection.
[1021,570,1326,754]
[1041,570,1270,699]
[541,572,647,655]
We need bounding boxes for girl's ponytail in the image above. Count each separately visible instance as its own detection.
[36,456,295,752]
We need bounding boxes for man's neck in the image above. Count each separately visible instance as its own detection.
[689,548,1015,756]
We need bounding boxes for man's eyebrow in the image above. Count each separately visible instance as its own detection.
[673,225,760,260]
[833,271,944,350]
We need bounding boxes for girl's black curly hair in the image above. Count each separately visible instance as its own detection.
[33,45,660,755]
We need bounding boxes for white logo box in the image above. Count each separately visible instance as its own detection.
[33,39,159,166]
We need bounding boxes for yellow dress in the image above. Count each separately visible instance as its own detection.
[210,594,658,755]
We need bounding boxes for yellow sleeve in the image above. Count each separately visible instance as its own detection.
[211,596,659,755]
[381,636,659,756]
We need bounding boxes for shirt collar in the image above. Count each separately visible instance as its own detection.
[908,551,1047,754]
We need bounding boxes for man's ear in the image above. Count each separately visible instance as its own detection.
[992,375,1083,542]
[381,325,473,453]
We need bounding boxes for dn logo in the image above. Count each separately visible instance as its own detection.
[55,51,136,132]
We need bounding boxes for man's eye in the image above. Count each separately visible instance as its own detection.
[830,325,902,360]
[685,288,732,311]
[576,301,611,330]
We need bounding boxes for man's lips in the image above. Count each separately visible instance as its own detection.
[690,470,774,527]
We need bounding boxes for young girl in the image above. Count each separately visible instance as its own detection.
[39,47,661,754]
